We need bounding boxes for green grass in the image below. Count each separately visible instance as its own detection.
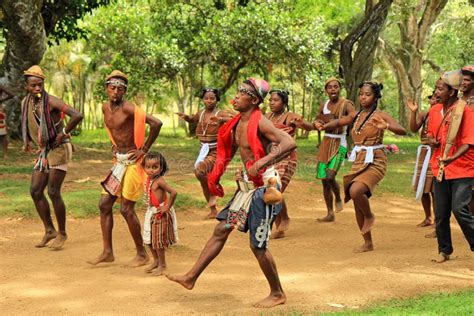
[322,289,474,315]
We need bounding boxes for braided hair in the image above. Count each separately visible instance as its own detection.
[353,81,384,133]
[141,151,169,178]
[269,89,290,110]
[200,88,221,102]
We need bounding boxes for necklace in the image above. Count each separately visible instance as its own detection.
[143,176,160,208]
[353,107,376,135]
[269,110,287,124]
[199,108,218,136]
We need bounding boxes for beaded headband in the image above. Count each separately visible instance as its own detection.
[106,79,128,88]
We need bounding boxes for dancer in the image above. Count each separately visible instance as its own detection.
[406,94,437,228]
[21,65,83,249]
[0,86,14,159]
[265,88,306,238]
[88,70,162,266]
[142,152,178,276]
[176,88,233,219]
[296,77,355,222]
[316,81,406,252]
[166,78,295,308]
[426,71,474,263]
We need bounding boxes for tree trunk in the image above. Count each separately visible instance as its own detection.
[339,0,393,104]
[382,0,447,128]
[0,0,47,138]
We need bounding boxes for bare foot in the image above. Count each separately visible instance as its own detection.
[354,243,374,253]
[317,214,335,222]
[152,266,167,276]
[35,231,57,248]
[270,230,285,239]
[165,273,195,290]
[278,218,290,232]
[417,218,433,227]
[360,215,375,234]
[253,293,286,308]
[145,261,159,273]
[425,230,437,238]
[125,254,149,267]
[335,200,344,213]
[207,195,217,208]
[87,252,115,265]
[205,210,217,220]
[432,252,450,263]
[49,233,67,250]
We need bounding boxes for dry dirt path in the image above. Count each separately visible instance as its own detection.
[1,174,473,314]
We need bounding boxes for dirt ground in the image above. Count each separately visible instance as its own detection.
[1,160,473,315]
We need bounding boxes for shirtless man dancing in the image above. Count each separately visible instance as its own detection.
[88,70,162,266]
[166,78,296,308]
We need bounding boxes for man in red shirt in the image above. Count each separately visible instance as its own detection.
[427,72,474,263]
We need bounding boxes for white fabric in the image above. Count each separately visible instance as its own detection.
[194,142,217,168]
[348,144,385,164]
[143,202,179,245]
[110,153,135,183]
[322,100,331,114]
[324,132,347,148]
[262,166,282,187]
[412,144,432,201]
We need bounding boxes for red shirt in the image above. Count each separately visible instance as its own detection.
[427,103,474,180]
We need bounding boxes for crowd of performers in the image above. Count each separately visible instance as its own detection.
[6,64,474,308]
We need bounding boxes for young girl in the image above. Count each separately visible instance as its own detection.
[316,81,406,252]
[142,152,178,275]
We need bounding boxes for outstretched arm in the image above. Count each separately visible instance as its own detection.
[247,117,296,177]
[176,111,199,123]
[156,177,177,212]
[317,112,357,131]
[378,112,407,135]
[291,117,315,131]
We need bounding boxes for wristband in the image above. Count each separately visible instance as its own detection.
[62,127,70,136]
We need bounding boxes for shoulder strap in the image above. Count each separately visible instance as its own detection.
[134,104,146,149]
[443,99,466,156]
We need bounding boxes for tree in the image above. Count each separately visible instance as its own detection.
[381,0,448,127]
[339,0,393,104]
[0,0,109,137]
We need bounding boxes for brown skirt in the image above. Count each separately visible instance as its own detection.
[275,151,297,192]
[343,149,387,203]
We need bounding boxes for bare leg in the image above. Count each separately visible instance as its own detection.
[145,245,159,273]
[47,169,68,249]
[417,192,434,227]
[153,248,167,276]
[120,198,149,267]
[353,203,374,252]
[349,182,375,235]
[87,194,116,265]
[30,170,57,247]
[318,180,335,222]
[166,221,231,289]
[328,177,343,212]
[271,199,289,239]
[251,246,286,308]
[195,170,218,219]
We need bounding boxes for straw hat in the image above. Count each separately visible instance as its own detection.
[23,65,46,80]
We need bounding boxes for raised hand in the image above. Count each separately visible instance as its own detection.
[406,98,418,112]
[175,112,187,120]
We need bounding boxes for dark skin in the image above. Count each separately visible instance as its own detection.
[87,77,163,267]
[316,85,406,252]
[176,91,232,218]
[406,95,438,227]
[0,86,14,158]
[294,80,355,222]
[23,76,83,249]
[166,82,296,308]
[142,158,177,276]
[265,92,300,239]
